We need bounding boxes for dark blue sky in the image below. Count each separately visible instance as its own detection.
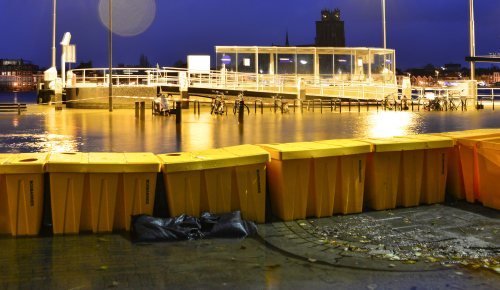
[0,0,498,70]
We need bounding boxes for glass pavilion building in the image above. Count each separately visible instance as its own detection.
[215,46,396,85]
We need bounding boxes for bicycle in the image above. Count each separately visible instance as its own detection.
[423,97,442,111]
[210,91,226,115]
[271,95,289,113]
[383,93,397,110]
[232,92,250,115]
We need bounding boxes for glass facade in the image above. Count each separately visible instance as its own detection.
[216,46,396,85]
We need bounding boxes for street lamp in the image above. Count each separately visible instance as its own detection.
[382,0,386,49]
[108,0,113,111]
[469,0,475,80]
[52,0,56,68]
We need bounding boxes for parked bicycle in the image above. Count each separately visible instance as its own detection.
[383,93,397,110]
[211,91,226,115]
[233,92,250,115]
[271,95,289,113]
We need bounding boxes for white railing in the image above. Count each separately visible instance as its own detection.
[477,87,500,101]
[70,67,156,87]
[67,67,402,100]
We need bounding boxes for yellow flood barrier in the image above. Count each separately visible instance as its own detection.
[0,154,13,234]
[436,129,500,201]
[456,135,500,203]
[260,140,370,220]
[158,145,269,223]
[46,152,88,234]
[315,139,370,215]
[476,138,500,210]
[114,152,161,231]
[360,137,427,210]
[402,134,454,205]
[222,145,269,223]
[80,153,126,233]
[1,153,48,236]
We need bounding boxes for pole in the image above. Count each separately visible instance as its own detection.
[108,0,113,112]
[469,0,475,80]
[52,0,56,68]
[382,0,386,49]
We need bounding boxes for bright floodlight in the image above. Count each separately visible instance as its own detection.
[98,0,156,36]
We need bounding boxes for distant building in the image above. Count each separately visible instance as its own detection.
[0,59,40,91]
[315,8,346,47]
[279,8,346,47]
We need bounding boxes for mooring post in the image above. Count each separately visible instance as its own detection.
[238,100,244,123]
[175,101,182,124]
[140,101,145,120]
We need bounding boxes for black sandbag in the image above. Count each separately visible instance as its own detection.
[201,211,258,238]
[131,211,257,243]
[130,214,203,242]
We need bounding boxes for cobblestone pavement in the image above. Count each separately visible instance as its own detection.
[0,202,498,290]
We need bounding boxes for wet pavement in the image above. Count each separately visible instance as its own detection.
[0,98,499,288]
[0,201,498,290]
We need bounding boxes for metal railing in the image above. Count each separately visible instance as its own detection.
[69,67,397,97]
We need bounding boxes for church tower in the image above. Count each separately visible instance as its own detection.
[315,8,346,47]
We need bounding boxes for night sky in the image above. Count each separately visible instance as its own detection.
[0,0,498,70]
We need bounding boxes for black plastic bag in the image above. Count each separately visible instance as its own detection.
[201,211,257,238]
[131,211,257,243]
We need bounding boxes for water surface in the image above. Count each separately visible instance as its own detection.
[0,92,499,153]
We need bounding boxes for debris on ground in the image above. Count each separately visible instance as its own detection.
[303,210,500,273]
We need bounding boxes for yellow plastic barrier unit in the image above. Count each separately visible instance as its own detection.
[435,129,500,201]
[222,145,269,223]
[314,139,371,215]
[476,138,500,210]
[0,154,13,234]
[360,137,427,210]
[455,135,500,203]
[114,152,161,231]
[403,134,454,205]
[1,153,48,236]
[159,146,270,223]
[196,148,239,215]
[260,141,369,220]
[46,152,88,234]
[158,152,204,218]
[80,153,126,233]
[259,142,316,221]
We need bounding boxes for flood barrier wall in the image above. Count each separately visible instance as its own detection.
[0,130,499,236]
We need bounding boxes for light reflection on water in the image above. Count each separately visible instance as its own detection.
[0,105,499,153]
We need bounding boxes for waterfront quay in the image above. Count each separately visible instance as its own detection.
[0,102,499,289]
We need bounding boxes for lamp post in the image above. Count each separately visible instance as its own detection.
[52,0,56,68]
[469,0,475,80]
[108,0,113,111]
[382,0,386,49]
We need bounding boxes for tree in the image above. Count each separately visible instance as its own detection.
[139,54,150,68]
[172,60,187,68]
[75,60,93,69]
